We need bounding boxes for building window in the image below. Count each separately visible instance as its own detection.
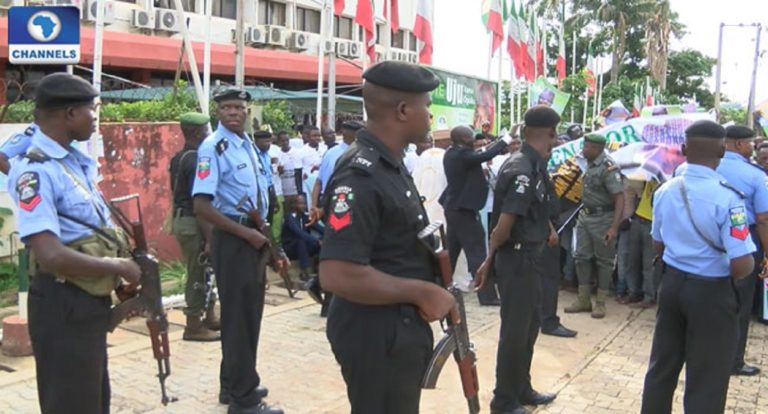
[391,29,405,48]
[334,16,353,40]
[211,0,234,19]
[375,24,385,45]
[296,7,321,33]
[155,0,194,12]
[408,32,417,52]
[258,1,287,26]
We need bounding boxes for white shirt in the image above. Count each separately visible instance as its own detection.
[298,143,327,176]
[484,153,511,211]
[404,144,419,175]
[268,144,283,196]
[278,147,301,196]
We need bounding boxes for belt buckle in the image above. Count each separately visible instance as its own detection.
[513,243,522,250]
[55,276,65,283]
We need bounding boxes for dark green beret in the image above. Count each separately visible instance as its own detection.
[180,112,210,126]
[725,125,756,140]
[341,120,364,131]
[252,130,272,139]
[685,120,725,139]
[584,133,607,145]
[35,73,98,109]
[363,61,439,93]
[524,105,561,128]
[213,87,251,102]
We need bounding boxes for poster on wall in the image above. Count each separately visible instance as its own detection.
[429,67,498,136]
[528,76,570,116]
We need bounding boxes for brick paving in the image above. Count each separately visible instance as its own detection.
[1,280,767,413]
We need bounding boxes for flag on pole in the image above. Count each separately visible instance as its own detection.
[517,4,532,81]
[481,0,504,56]
[538,21,547,78]
[507,3,523,79]
[527,9,537,80]
[334,0,344,16]
[355,0,376,63]
[413,0,433,64]
[556,25,566,81]
[583,41,596,96]
[384,0,400,33]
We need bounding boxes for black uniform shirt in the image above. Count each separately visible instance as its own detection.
[492,143,551,244]
[169,144,198,216]
[319,130,435,282]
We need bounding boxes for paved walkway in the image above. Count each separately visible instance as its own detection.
[1,278,767,413]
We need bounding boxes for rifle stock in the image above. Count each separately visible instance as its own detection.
[106,194,176,405]
[418,222,480,414]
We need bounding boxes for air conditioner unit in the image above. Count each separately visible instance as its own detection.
[267,26,288,48]
[244,26,267,45]
[335,41,349,57]
[321,39,335,55]
[0,0,24,7]
[83,0,115,24]
[132,9,155,29]
[53,0,82,7]
[155,8,181,32]
[347,41,362,59]
[292,32,310,51]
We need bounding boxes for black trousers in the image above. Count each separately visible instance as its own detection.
[734,229,761,367]
[492,245,543,411]
[641,266,738,414]
[540,244,562,331]
[327,298,433,414]
[445,208,498,301]
[28,274,111,414]
[212,228,268,407]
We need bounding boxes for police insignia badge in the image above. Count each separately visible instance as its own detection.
[16,172,41,212]
[329,186,354,231]
[729,206,749,240]
[197,157,211,179]
[514,175,530,194]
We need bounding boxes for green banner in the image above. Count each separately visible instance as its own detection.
[528,76,570,116]
[429,68,499,135]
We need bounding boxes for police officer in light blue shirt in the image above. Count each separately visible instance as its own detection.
[309,120,363,220]
[642,120,756,414]
[9,73,141,414]
[715,124,768,377]
[0,122,36,174]
[191,87,283,414]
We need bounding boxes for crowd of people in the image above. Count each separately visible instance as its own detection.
[3,61,768,414]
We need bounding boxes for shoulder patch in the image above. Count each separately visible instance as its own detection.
[24,125,35,136]
[514,174,531,194]
[197,157,211,179]
[328,185,354,231]
[729,206,749,240]
[349,148,378,175]
[215,138,229,155]
[720,180,746,199]
[16,172,42,211]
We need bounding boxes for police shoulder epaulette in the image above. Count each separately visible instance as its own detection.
[349,147,378,175]
[24,125,35,136]
[215,138,229,155]
[746,161,767,174]
[24,146,49,163]
[720,180,746,199]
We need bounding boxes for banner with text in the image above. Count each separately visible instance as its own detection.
[528,76,571,116]
[429,68,499,135]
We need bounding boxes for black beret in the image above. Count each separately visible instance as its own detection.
[524,105,561,128]
[685,120,726,139]
[252,130,272,139]
[213,87,251,102]
[725,125,756,139]
[363,61,439,93]
[35,73,98,109]
[341,120,364,131]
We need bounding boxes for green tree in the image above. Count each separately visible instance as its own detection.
[261,100,295,133]
[664,49,717,109]
[645,1,685,90]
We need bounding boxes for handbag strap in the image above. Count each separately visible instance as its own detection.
[678,179,726,254]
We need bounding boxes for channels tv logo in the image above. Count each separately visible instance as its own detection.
[8,6,80,65]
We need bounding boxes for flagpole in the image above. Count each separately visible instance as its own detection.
[596,59,604,118]
[315,0,327,128]
[570,31,576,123]
[510,78,516,126]
[327,0,336,130]
[487,38,494,80]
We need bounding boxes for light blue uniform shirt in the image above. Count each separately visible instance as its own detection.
[317,142,348,193]
[716,151,768,225]
[652,164,756,277]
[192,124,269,218]
[255,145,274,187]
[0,123,36,159]
[9,131,113,244]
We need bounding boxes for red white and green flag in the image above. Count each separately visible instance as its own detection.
[334,0,344,16]
[527,9,538,80]
[556,25,566,81]
[507,3,523,79]
[481,0,505,56]
[355,0,376,63]
[583,41,596,96]
[384,0,400,33]
[413,0,433,64]
[517,4,532,81]
[538,20,547,78]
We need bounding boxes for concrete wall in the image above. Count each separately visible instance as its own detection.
[0,123,183,261]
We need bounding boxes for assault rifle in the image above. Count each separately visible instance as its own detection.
[106,194,176,406]
[235,195,295,297]
[418,221,480,414]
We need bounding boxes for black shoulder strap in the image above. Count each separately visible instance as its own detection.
[58,212,120,245]
[24,146,50,163]
[678,179,726,253]
[720,180,746,199]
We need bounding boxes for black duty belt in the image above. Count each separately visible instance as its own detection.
[665,264,731,283]
[224,214,259,229]
[507,241,546,251]
[582,205,614,215]
[632,214,651,224]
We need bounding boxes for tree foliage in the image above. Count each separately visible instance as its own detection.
[261,100,295,134]
[663,49,717,109]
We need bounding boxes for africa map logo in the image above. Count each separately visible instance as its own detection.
[27,10,62,42]
[8,6,80,64]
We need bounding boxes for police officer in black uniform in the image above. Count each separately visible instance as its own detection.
[11,73,142,414]
[477,105,561,414]
[319,61,455,414]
